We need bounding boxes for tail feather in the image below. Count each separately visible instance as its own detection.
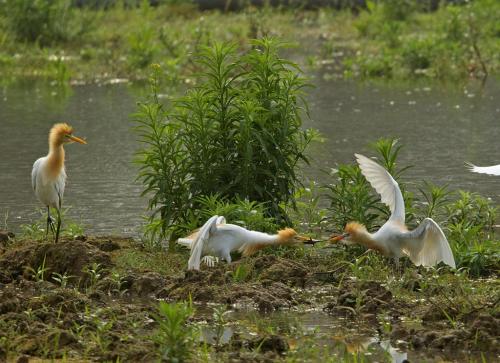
[177,238,193,248]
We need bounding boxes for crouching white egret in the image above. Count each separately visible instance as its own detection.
[178,215,317,270]
[32,123,87,243]
[466,162,500,176]
[330,154,456,269]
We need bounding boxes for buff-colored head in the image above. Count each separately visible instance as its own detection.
[49,123,87,147]
[330,222,367,243]
[278,228,318,244]
[241,228,317,257]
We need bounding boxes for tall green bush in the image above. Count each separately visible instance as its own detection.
[135,38,315,243]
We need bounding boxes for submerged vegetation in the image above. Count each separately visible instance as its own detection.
[0,0,499,83]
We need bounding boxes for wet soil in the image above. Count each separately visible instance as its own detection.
[0,236,498,362]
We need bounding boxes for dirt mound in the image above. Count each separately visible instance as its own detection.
[251,255,309,287]
[161,261,300,311]
[0,230,14,244]
[392,310,499,353]
[324,280,393,316]
[0,239,113,284]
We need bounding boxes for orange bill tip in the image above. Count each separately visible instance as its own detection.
[68,135,87,144]
[329,234,345,243]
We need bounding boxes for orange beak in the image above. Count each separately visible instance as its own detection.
[329,233,348,243]
[68,135,87,144]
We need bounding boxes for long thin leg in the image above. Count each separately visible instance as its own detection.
[47,207,56,239]
[46,206,51,239]
[54,208,62,243]
[394,257,400,279]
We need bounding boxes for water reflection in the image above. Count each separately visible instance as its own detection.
[0,81,145,236]
[196,307,442,363]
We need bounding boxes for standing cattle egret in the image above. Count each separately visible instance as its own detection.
[32,123,87,243]
[331,154,456,269]
[466,162,500,176]
[179,215,316,270]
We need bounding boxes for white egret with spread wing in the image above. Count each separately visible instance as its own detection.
[331,154,456,269]
[32,123,87,243]
[178,215,316,270]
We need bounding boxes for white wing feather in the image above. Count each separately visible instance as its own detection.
[466,163,500,176]
[32,158,44,191]
[400,218,456,268]
[178,216,225,250]
[188,215,219,271]
[355,154,405,223]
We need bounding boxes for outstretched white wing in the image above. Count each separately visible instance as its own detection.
[400,218,456,268]
[466,163,500,176]
[178,217,225,250]
[355,154,405,223]
[188,215,220,270]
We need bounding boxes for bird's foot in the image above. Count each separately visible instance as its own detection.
[46,216,56,238]
[201,256,219,268]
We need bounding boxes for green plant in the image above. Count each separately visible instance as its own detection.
[435,189,497,276]
[152,301,196,362]
[231,264,249,282]
[128,26,157,68]
[52,271,74,288]
[446,191,496,231]
[326,138,413,232]
[20,219,46,240]
[135,38,315,244]
[20,208,85,240]
[48,57,72,86]
[416,181,451,222]
[89,318,113,354]
[401,37,435,74]
[193,194,278,233]
[26,254,49,282]
[1,0,93,45]
[84,262,104,290]
[109,271,128,296]
[283,181,328,235]
[2,209,8,230]
[212,305,228,346]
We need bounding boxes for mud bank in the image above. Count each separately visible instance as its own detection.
[0,236,498,362]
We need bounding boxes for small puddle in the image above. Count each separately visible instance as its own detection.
[196,305,495,362]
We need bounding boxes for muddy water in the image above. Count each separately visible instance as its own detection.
[0,77,499,235]
[199,307,492,362]
[200,308,496,363]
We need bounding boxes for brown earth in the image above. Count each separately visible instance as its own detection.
[0,236,498,362]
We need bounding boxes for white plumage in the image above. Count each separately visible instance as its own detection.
[332,154,456,269]
[32,157,66,210]
[466,162,500,176]
[32,123,86,243]
[178,215,312,271]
